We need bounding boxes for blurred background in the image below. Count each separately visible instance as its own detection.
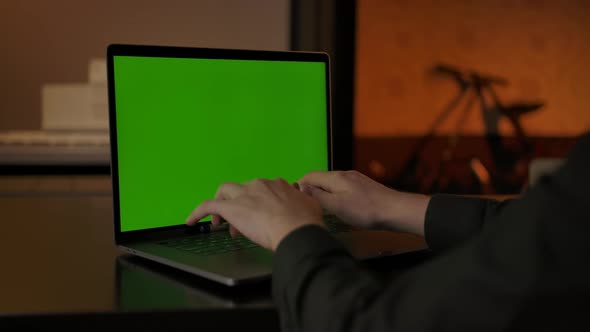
[1,0,588,195]
[0,0,290,131]
[354,0,589,194]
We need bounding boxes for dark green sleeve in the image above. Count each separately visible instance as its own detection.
[424,194,513,252]
[273,134,590,332]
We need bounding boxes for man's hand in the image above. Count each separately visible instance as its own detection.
[185,178,324,251]
[298,170,430,236]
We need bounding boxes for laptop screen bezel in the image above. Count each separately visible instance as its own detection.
[107,44,332,244]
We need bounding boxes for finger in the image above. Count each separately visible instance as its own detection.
[298,171,346,192]
[274,178,289,186]
[244,178,271,190]
[229,225,242,238]
[215,182,244,200]
[210,182,243,225]
[301,184,339,213]
[211,214,222,226]
[185,199,232,225]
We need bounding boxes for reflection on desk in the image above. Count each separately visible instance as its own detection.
[116,255,273,311]
[0,175,281,331]
[0,175,432,332]
[0,175,278,315]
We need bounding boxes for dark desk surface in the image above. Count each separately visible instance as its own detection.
[0,175,430,327]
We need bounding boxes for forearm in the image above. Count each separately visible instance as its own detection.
[377,190,515,252]
[425,195,514,252]
[273,225,388,332]
[275,133,590,331]
[376,191,431,236]
[274,191,589,332]
[273,223,533,332]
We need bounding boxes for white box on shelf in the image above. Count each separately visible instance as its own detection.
[41,83,108,130]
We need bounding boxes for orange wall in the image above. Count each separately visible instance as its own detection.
[355,0,590,137]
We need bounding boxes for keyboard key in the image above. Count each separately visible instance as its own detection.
[160,233,259,256]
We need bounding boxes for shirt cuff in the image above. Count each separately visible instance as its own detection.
[424,194,489,252]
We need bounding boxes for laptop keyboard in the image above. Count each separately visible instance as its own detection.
[159,232,258,256]
[159,217,354,256]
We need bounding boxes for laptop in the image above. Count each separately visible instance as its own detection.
[107,44,426,286]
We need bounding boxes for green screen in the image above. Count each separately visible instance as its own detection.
[114,56,328,232]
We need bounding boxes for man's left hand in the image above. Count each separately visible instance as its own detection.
[186,178,324,251]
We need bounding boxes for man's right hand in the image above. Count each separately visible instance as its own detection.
[297,170,430,236]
